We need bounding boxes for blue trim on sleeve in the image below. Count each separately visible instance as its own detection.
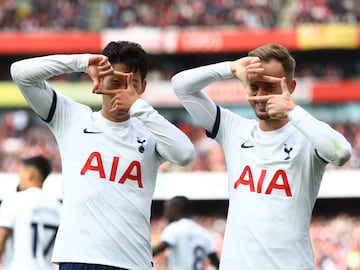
[206,105,220,139]
[315,149,329,164]
[41,90,57,123]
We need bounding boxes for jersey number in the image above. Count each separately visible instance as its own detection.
[31,223,58,257]
[193,246,206,270]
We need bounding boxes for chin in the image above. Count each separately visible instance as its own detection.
[112,112,130,121]
[256,112,271,120]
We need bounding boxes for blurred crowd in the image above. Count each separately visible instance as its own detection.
[0,0,86,31]
[104,0,280,29]
[150,213,360,270]
[311,214,360,270]
[0,109,359,173]
[293,0,360,25]
[0,0,359,31]
[0,0,359,82]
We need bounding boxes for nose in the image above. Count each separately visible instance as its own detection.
[256,87,268,96]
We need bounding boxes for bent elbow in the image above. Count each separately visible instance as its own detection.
[329,142,352,166]
[336,148,352,166]
[10,62,21,81]
[177,145,196,166]
[171,74,181,94]
[10,61,28,85]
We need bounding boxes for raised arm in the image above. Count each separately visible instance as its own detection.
[288,106,352,166]
[242,63,352,166]
[129,99,195,166]
[10,54,90,119]
[171,62,234,132]
[10,54,113,120]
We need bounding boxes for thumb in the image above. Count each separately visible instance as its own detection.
[92,77,101,93]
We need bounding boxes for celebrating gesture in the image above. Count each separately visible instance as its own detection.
[172,43,351,270]
[11,40,195,270]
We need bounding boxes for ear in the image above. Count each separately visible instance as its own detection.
[138,79,147,95]
[288,79,296,94]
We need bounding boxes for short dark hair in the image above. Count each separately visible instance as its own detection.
[21,155,52,182]
[170,196,192,216]
[102,40,149,81]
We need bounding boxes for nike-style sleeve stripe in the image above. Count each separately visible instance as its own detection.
[41,90,57,123]
[315,149,328,164]
[206,105,221,139]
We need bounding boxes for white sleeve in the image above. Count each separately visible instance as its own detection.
[172,62,234,132]
[159,223,177,246]
[0,197,16,229]
[288,106,352,166]
[10,54,89,120]
[129,99,195,166]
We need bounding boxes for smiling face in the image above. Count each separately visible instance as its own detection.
[247,44,296,123]
[248,59,286,120]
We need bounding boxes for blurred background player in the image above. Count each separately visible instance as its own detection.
[0,155,62,270]
[153,196,220,270]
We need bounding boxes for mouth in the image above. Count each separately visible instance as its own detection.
[256,102,267,109]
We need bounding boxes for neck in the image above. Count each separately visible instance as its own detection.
[259,119,288,131]
[100,109,130,122]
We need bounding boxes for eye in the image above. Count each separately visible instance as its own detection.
[264,83,278,91]
[250,84,259,92]
[112,79,120,85]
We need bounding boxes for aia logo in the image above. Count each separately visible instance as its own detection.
[234,165,292,197]
[80,152,143,188]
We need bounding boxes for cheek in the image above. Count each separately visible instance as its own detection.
[249,91,258,97]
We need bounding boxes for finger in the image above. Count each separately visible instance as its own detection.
[98,56,109,66]
[247,95,272,103]
[249,57,261,64]
[92,79,100,93]
[92,76,104,93]
[246,62,262,70]
[258,75,282,83]
[98,69,114,78]
[97,62,113,76]
[281,77,290,95]
[126,72,133,88]
[94,88,117,95]
[96,59,107,69]
[246,67,264,76]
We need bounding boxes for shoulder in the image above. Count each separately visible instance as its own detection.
[215,106,256,139]
[219,106,255,125]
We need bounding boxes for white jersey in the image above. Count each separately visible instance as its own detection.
[11,54,195,269]
[1,186,18,270]
[172,62,352,270]
[0,187,62,270]
[160,218,216,270]
[2,237,13,270]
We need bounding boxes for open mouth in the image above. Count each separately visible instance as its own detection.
[256,102,267,109]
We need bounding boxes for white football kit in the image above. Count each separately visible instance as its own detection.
[160,218,216,270]
[172,62,352,270]
[0,187,62,270]
[11,54,195,270]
